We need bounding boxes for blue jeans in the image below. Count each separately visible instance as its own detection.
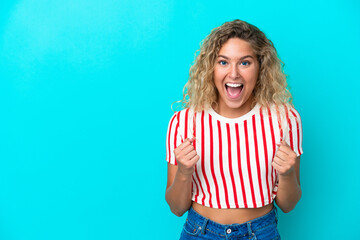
[179,206,280,240]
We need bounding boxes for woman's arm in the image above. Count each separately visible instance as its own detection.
[273,141,302,213]
[165,138,199,217]
[275,156,302,213]
[165,164,193,217]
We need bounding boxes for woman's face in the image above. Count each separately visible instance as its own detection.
[213,38,259,118]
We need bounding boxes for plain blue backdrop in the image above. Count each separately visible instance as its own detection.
[0,0,359,239]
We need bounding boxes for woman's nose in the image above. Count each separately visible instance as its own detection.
[229,64,240,79]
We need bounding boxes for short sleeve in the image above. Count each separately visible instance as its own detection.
[165,112,183,165]
[284,105,303,157]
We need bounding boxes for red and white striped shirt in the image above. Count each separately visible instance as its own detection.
[166,103,303,209]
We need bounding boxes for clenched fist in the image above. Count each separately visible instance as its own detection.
[272,140,298,176]
[174,138,200,177]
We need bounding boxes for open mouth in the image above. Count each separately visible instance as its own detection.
[225,83,243,99]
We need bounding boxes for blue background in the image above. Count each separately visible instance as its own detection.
[1,0,359,239]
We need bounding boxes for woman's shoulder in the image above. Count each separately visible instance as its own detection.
[266,102,300,114]
[169,107,192,116]
[167,107,196,123]
[260,103,301,122]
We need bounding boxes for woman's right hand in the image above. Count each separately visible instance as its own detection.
[173,138,200,177]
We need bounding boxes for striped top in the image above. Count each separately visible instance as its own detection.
[165,103,303,209]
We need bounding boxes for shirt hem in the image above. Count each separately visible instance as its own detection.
[191,197,276,209]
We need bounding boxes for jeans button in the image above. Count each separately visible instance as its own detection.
[226,229,232,234]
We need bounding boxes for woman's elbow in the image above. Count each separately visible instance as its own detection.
[277,191,302,213]
[281,207,292,213]
[165,195,187,217]
[278,203,295,213]
[166,200,187,217]
[170,207,186,217]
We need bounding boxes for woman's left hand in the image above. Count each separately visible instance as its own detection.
[272,140,297,176]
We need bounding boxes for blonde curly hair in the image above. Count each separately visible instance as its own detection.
[175,19,292,112]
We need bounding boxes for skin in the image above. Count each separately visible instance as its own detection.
[213,38,259,118]
[165,37,302,224]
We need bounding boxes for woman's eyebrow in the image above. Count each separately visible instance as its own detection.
[218,55,254,60]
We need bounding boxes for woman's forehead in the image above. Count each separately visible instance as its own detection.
[217,38,256,58]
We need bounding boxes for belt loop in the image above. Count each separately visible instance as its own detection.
[274,206,279,223]
[247,222,253,236]
[201,218,208,234]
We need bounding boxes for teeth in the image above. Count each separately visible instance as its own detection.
[226,83,243,88]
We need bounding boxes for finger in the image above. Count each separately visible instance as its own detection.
[275,151,288,162]
[273,156,283,166]
[181,145,196,156]
[189,155,200,165]
[276,145,293,156]
[176,138,193,151]
[272,160,283,171]
[277,147,298,161]
[185,150,197,160]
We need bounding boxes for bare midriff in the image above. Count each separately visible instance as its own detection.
[191,201,274,225]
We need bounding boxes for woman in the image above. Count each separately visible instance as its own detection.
[165,19,303,239]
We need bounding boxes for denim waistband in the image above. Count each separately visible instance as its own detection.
[186,205,278,236]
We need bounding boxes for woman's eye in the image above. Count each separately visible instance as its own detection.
[219,60,227,65]
[240,61,250,66]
